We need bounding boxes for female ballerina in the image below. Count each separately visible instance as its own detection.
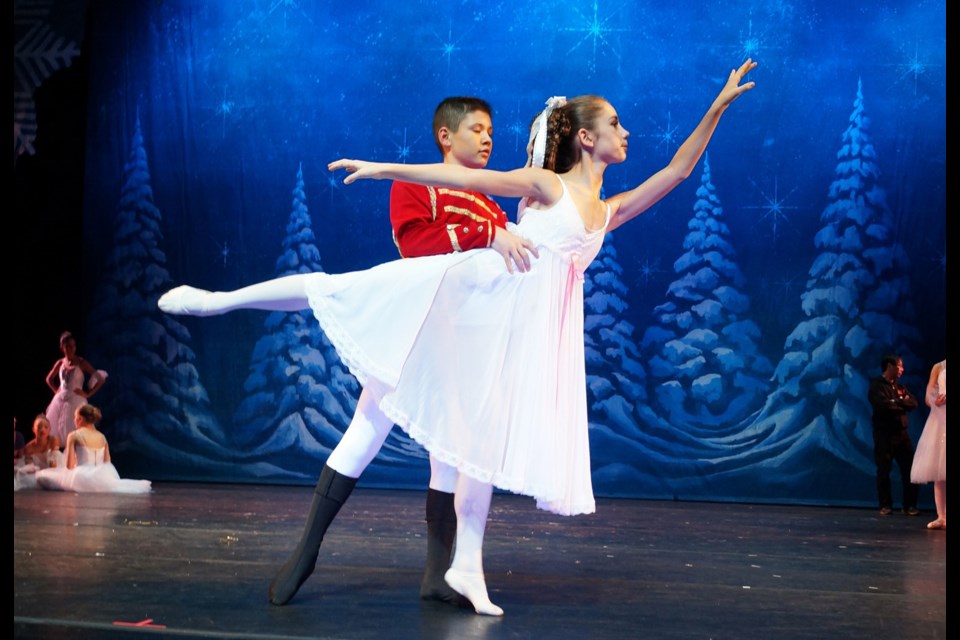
[44,331,108,448]
[13,414,63,491]
[35,403,151,494]
[911,359,946,529]
[159,58,758,615]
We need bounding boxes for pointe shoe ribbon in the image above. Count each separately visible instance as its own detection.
[158,285,216,317]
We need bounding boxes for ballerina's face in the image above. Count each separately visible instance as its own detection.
[588,101,630,165]
[61,337,78,358]
[33,418,50,438]
[74,409,86,428]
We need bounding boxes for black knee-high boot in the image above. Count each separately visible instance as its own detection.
[420,488,470,607]
[268,465,358,605]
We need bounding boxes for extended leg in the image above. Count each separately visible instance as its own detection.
[268,389,393,605]
[158,274,312,316]
[444,474,502,616]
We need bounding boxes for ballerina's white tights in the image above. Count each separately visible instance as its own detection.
[158,279,504,615]
[333,393,501,615]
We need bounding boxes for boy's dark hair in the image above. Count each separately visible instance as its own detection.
[881,354,901,371]
[432,97,492,154]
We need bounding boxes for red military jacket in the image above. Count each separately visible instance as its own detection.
[390,181,509,258]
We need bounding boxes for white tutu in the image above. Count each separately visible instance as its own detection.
[35,445,151,494]
[911,361,945,483]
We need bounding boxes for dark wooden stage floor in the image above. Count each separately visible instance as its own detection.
[14,483,945,640]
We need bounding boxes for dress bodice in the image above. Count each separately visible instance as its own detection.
[513,176,610,276]
[58,361,85,393]
[74,445,106,467]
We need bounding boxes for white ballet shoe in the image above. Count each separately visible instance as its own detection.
[444,568,504,616]
[158,285,218,317]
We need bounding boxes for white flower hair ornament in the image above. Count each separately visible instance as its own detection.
[530,96,567,169]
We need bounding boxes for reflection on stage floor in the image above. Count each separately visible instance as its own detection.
[14,483,946,640]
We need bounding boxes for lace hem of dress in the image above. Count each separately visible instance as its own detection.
[306,281,595,517]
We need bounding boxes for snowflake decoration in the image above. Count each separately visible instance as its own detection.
[429,19,470,77]
[744,177,800,240]
[215,87,236,138]
[13,0,81,160]
[637,110,679,155]
[725,15,782,63]
[260,0,313,30]
[506,98,529,157]
[774,273,800,298]
[926,242,945,280]
[890,41,942,97]
[559,1,627,73]
[198,85,246,140]
[391,127,422,163]
[216,240,231,268]
[737,19,763,61]
[636,255,663,285]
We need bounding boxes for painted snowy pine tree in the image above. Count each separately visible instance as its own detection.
[708,79,922,500]
[641,154,772,431]
[232,164,425,479]
[87,113,227,471]
[583,236,647,428]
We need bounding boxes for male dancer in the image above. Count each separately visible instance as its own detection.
[266,97,537,606]
[389,96,536,604]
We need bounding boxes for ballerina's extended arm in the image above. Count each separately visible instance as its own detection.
[604,58,758,232]
[327,160,561,206]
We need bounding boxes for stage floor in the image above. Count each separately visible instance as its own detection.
[14,483,945,640]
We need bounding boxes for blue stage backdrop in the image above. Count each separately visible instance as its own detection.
[68,1,943,506]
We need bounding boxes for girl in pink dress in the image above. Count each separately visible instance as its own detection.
[911,360,946,529]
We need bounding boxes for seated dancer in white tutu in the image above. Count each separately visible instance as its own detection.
[14,414,64,491]
[159,59,758,615]
[35,403,151,494]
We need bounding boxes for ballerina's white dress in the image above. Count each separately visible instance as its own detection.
[35,445,151,494]
[304,176,607,516]
[911,360,946,483]
[13,448,65,491]
[45,365,108,447]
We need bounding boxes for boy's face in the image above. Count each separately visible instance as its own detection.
[441,110,493,169]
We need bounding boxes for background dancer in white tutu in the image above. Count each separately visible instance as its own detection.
[44,331,108,449]
[159,58,758,615]
[911,359,946,529]
[35,403,151,494]
[13,414,63,491]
